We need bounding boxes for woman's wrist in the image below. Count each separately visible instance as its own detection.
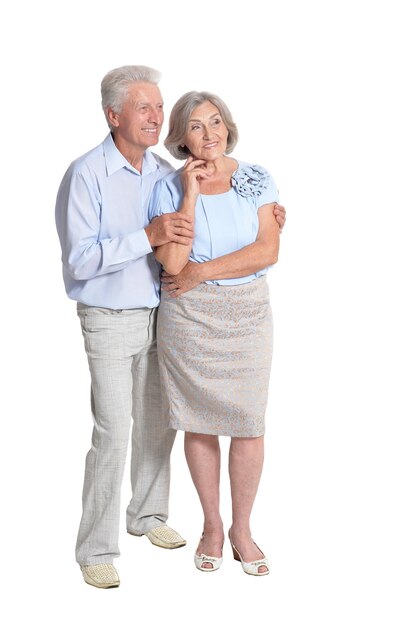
[182,191,199,205]
[196,260,211,281]
[180,195,198,215]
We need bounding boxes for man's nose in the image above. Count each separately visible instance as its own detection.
[148,107,163,124]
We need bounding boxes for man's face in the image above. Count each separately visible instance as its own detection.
[110,81,164,152]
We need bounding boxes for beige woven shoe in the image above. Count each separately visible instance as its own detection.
[80,563,120,588]
[129,524,186,549]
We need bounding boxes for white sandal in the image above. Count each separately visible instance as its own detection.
[194,552,223,572]
[229,530,270,576]
[194,534,223,572]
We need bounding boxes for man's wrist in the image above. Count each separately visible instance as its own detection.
[144,225,154,248]
[134,226,154,254]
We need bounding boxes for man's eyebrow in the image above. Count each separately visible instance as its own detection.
[134,100,164,107]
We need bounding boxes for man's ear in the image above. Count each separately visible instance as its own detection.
[107,108,119,127]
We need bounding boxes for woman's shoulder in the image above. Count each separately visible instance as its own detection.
[154,167,184,197]
[149,167,184,217]
[231,160,272,198]
[158,167,183,186]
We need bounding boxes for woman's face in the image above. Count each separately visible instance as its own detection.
[183,101,229,161]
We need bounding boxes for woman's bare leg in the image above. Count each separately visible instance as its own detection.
[184,432,224,568]
[229,435,268,573]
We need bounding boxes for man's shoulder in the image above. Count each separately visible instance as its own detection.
[68,140,105,174]
[57,140,106,192]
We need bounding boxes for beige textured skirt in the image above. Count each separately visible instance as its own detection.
[157,276,273,437]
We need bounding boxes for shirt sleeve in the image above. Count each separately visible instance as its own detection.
[255,170,280,210]
[55,166,152,281]
[148,176,181,221]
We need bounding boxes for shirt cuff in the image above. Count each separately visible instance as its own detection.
[133,228,153,256]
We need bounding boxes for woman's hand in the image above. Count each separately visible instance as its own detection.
[181,156,214,198]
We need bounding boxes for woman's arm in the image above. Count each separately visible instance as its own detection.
[153,158,211,275]
[161,202,280,296]
[199,202,279,280]
[153,194,196,274]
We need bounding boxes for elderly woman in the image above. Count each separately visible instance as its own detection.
[148,91,280,576]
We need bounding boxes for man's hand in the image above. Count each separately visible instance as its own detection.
[273,203,286,232]
[145,214,194,248]
[161,261,202,297]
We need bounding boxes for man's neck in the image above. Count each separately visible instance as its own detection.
[112,134,146,172]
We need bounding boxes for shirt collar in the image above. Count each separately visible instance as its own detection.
[103,133,160,177]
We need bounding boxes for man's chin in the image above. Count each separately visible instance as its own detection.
[141,132,160,146]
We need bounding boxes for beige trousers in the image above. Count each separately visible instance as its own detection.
[75,304,176,565]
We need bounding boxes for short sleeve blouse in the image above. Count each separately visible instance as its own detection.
[148,160,279,285]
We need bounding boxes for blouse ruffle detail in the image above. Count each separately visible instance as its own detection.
[231,164,270,197]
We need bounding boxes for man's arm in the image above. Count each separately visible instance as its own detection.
[55,168,193,281]
[273,203,286,231]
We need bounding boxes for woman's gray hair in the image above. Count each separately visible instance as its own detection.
[164,91,239,160]
[101,65,161,128]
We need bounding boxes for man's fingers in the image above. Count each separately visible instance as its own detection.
[170,235,193,245]
[171,223,194,233]
[161,283,178,292]
[171,226,194,237]
[166,213,193,223]
[167,221,194,235]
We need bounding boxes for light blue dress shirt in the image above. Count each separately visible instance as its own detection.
[55,134,174,309]
[148,161,279,285]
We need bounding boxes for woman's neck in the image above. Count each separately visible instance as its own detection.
[198,156,238,195]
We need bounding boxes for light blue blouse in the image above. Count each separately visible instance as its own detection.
[148,161,279,285]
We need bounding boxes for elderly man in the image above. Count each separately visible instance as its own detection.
[55,65,286,588]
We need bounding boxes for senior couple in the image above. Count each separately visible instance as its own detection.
[55,65,285,588]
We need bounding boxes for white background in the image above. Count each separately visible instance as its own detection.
[1,1,416,624]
